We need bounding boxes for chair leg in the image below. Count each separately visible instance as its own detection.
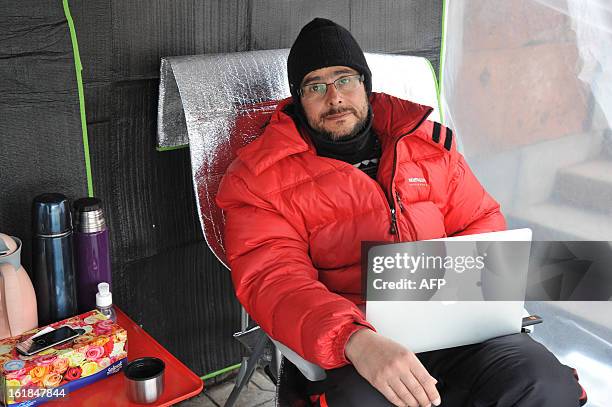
[273,345,282,380]
[233,357,249,388]
[263,345,283,384]
[224,331,269,407]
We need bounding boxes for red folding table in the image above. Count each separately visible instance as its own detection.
[46,307,204,406]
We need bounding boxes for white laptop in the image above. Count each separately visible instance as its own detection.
[365,228,532,353]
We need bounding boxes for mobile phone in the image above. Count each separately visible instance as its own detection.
[16,326,83,356]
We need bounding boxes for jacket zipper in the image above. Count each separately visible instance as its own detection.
[395,191,405,212]
[389,207,398,235]
[396,190,417,240]
[368,178,398,241]
[387,108,433,240]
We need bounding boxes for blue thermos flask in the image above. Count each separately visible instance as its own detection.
[32,193,78,326]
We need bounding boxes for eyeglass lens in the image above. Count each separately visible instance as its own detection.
[301,75,363,99]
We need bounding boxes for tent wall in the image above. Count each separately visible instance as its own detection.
[1,0,443,377]
[442,0,612,242]
[0,0,88,271]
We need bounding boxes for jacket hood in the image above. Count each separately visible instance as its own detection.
[237,92,433,175]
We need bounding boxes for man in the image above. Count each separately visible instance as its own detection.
[216,18,584,407]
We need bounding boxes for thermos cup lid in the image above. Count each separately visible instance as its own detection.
[32,193,73,236]
[73,197,106,233]
[73,197,101,212]
[124,357,166,404]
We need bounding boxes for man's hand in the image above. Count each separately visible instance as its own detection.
[345,328,441,407]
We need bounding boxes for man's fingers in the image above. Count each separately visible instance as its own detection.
[398,374,431,407]
[389,377,420,407]
[412,369,441,405]
[380,382,414,407]
[409,355,441,405]
[420,376,441,406]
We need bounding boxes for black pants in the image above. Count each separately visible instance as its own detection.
[307,333,582,406]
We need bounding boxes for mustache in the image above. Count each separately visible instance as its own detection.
[321,107,356,119]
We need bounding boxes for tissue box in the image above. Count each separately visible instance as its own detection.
[0,310,128,406]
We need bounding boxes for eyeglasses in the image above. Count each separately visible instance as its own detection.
[299,74,364,100]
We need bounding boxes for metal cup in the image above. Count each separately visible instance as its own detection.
[124,357,165,404]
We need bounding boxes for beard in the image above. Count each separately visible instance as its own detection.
[308,105,369,141]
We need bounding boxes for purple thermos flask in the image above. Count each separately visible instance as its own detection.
[73,198,112,312]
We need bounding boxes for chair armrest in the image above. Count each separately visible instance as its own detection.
[271,339,327,381]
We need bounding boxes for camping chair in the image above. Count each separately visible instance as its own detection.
[157,49,594,406]
[159,48,577,405]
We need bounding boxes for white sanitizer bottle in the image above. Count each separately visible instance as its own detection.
[96,282,117,322]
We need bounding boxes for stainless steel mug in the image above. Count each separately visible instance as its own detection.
[124,357,165,404]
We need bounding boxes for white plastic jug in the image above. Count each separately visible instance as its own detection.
[0,233,38,339]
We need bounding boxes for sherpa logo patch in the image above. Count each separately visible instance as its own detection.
[408,177,427,185]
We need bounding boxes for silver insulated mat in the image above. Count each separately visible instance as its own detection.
[157,49,440,264]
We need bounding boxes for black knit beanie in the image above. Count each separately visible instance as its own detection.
[287,18,372,103]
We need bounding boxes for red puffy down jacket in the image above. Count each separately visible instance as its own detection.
[216,92,506,369]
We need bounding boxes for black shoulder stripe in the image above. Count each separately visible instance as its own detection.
[444,128,453,151]
[432,122,441,143]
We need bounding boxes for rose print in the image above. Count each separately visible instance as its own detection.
[74,334,95,345]
[37,348,58,356]
[20,374,33,386]
[94,313,110,321]
[92,336,109,347]
[85,346,104,361]
[56,348,72,357]
[95,319,114,333]
[29,365,50,383]
[83,316,99,325]
[0,355,14,365]
[98,357,111,369]
[113,330,127,343]
[0,337,13,345]
[52,357,69,374]
[0,344,13,355]
[17,353,37,361]
[63,366,82,381]
[66,352,85,367]
[109,342,125,358]
[103,340,114,356]
[42,372,62,388]
[93,324,112,336]
[98,319,114,328]
[6,378,21,388]
[75,344,90,354]
[5,367,27,380]
[81,362,100,377]
[35,354,57,366]
[63,317,82,326]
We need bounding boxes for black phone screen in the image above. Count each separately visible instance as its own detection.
[25,326,79,354]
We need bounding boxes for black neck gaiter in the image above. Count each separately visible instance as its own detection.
[285,104,381,179]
